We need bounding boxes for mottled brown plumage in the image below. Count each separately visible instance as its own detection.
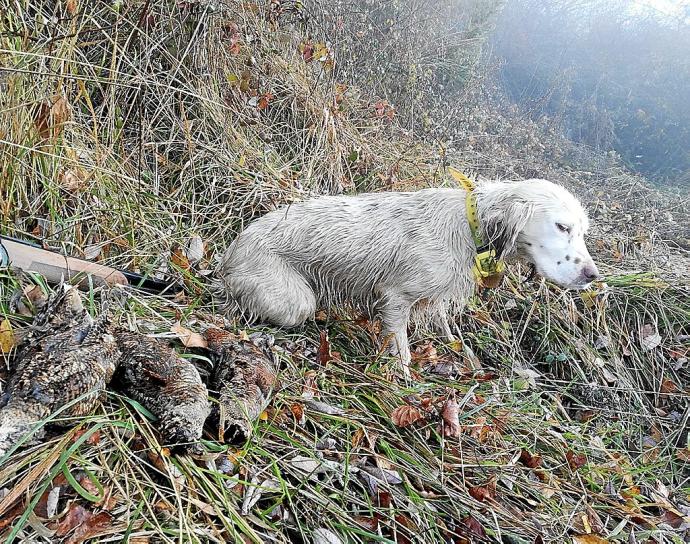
[113,331,210,450]
[0,288,120,456]
[205,328,278,441]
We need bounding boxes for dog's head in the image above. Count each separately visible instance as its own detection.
[481,179,600,289]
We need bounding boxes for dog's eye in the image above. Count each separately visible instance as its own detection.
[556,223,571,234]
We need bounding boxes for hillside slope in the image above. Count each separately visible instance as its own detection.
[1,1,689,543]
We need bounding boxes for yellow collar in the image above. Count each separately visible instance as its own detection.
[448,167,505,287]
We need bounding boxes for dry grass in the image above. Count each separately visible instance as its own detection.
[1,1,689,543]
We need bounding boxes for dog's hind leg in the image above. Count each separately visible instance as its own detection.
[432,304,457,342]
[220,250,317,327]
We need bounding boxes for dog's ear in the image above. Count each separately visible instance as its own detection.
[483,201,534,258]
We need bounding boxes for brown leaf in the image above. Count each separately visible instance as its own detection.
[299,41,314,62]
[33,102,51,139]
[441,397,460,438]
[659,378,679,394]
[34,95,71,141]
[56,503,90,536]
[290,403,305,425]
[302,370,319,398]
[392,513,416,544]
[0,501,24,531]
[0,318,16,353]
[257,92,273,111]
[572,536,609,544]
[70,429,101,446]
[351,428,365,449]
[676,448,690,462]
[171,322,208,348]
[64,511,113,544]
[316,330,332,365]
[468,478,496,502]
[170,247,191,270]
[65,0,78,16]
[566,450,587,470]
[411,342,438,364]
[461,514,487,538]
[353,515,379,531]
[375,490,392,508]
[660,509,688,529]
[391,405,423,427]
[24,284,47,308]
[519,449,543,469]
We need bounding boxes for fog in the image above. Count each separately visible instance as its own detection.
[490,0,690,184]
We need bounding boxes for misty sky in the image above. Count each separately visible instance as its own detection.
[635,0,689,17]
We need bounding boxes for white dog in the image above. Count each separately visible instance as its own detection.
[217,179,599,374]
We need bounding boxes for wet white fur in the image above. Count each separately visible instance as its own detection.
[218,179,597,375]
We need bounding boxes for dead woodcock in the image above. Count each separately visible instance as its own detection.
[1,285,277,457]
[0,287,120,456]
[205,328,278,441]
[113,331,210,449]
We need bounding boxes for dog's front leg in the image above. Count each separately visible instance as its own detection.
[379,296,412,379]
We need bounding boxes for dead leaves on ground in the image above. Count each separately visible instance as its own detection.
[33,94,71,141]
[56,504,113,544]
[467,477,497,503]
[171,322,208,348]
[566,450,588,471]
[0,318,16,353]
[298,40,334,69]
[390,404,424,428]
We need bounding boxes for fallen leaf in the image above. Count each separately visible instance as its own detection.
[573,535,609,544]
[65,0,78,16]
[83,244,101,261]
[351,428,365,449]
[640,324,662,351]
[56,503,90,537]
[391,405,423,427]
[375,490,392,508]
[290,403,306,425]
[257,92,273,111]
[304,399,346,416]
[519,449,543,469]
[46,486,61,518]
[171,322,208,348]
[660,509,690,530]
[392,513,416,543]
[185,235,205,263]
[72,429,101,446]
[60,168,88,192]
[411,342,438,364]
[316,330,332,365]
[566,450,587,470]
[358,465,403,484]
[170,247,191,271]
[0,318,15,353]
[299,41,315,62]
[441,397,460,438]
[353,516,379,531]
[468,478,496,502]
[659,378,679,394]
[312,528,343,544]
[64,510,113,544]
[0,501,24,531]
[514,367,541,388]
[460,514,487,538]
[301,370,319,399]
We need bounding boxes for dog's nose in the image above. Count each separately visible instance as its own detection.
[582,263,600,281]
